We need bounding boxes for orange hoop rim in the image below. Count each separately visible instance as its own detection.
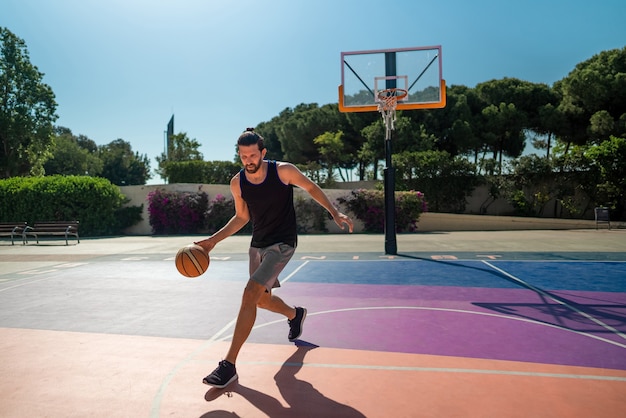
[377,88,408,102]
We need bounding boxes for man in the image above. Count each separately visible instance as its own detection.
[196,128,353,388]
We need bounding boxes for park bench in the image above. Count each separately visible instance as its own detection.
[0,222,28,245]
[594,207,611,230]
[24,221,80,245]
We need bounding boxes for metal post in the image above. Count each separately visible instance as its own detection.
[383,127,397,255]
[383,52,398,255]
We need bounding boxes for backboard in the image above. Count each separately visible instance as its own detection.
[339,45,445,112]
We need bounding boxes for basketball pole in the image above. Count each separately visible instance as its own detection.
[383,52,398,255]
[383,132,397,255]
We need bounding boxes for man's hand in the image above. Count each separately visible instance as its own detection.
[332,212,354,233]
[194,237,217,253]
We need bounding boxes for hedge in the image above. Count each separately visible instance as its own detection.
[0,175,142,236]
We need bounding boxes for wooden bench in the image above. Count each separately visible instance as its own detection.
[24,221,80,245]
[0,222,28,245]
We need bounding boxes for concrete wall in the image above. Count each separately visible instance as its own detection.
[119,183,613,235]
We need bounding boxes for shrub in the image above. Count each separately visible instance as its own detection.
[0,175,140,236]
[338,189,427,233]
[394,150,478,213]
[204,193,252,235]
[147,189,208,234]
[164,160,241,184]
[204,193,326,235]
[294,193,329,233]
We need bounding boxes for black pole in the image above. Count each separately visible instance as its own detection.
[383,52,398,255]
[384,134,397,255]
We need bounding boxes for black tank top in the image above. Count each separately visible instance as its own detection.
[240,160,297,248]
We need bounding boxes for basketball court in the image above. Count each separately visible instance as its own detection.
[1,46,625,417]
[0,231,625,417]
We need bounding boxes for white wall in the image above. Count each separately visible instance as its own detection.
[119,183,602,235]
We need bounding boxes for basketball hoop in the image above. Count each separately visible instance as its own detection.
[377,88,408,140]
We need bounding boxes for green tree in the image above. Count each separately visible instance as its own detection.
[554,47,626,150]
[394,150,479,213]
[481,102,526,174]
[165,160,240,184]
[98,139,151,185]
[359,119,385,180]
[504,155,556,216]
[428,85,482,159]
[533,103,567,159]
[343,111,379,179]
[254,121,284,161]
[585,136,626,218]
[156,132,203,181]
[44,127,103,176]
[313,131,346,183]
[0,27,57,177]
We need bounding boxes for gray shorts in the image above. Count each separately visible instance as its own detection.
[249,243,296,291]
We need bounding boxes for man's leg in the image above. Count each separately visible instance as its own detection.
[257,290,296,319]
[258,291,306,341]
[224,279,267,364]
[203,279,267,388]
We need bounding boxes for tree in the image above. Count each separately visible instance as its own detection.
[0,27,57,177]
[44,127,103,176]
[359,119,385,180]
[554,47,626,149]
[427,85,482,158]
[394,150,479,213]
[481,102,526,174]
[156,132,203,181]
[255,121,284,161]
[313,131,345,183]
[343,111,379,180]
[585,136,626,218]
[98,139,151,185]
[276,104,326,164]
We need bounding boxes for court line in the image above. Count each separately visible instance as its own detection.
[0,276,57,293]
[150,260,309,417]
[243,306,626,349]
[482,260,626,342]
[279,260,310,285]
[240,360,626,382]
[149,317,238,418]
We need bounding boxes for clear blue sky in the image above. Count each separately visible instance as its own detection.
[2,0,625,184]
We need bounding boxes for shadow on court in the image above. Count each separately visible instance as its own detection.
[201,342,365,418]
[397,252,626,336]
[473,299,626,334]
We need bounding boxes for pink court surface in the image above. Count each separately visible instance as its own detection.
[1,230,625,417]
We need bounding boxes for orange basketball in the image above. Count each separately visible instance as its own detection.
[175,244,210,278]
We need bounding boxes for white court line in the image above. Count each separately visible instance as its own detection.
[482,260,626,342]
[240,360,626,382]
[149,317,238,418]
[231,306,626,349]
[279,260,310,285]
[0,276,57,293]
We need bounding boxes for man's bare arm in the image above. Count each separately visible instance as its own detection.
[278,163,353,232]
[195,174,250,252]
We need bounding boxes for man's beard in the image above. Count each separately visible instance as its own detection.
[244,159,263,174]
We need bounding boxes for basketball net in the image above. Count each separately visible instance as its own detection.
[377,88,408,140]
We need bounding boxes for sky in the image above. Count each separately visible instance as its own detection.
[2,0,625,184]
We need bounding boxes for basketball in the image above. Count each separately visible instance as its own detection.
[175,244,210,278]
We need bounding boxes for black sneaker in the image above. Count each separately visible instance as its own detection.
[288,307,307,341]
[202,360,238,388]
